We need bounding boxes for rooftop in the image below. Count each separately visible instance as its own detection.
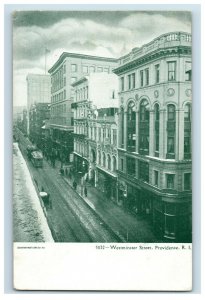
[114,31,192,73]
[48,52,118,73]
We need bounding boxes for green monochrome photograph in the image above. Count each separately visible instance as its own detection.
[13,10,192,244]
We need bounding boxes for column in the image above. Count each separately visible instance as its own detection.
[124,112,127,150]
[135,111,139,153]
[149,110,155,157]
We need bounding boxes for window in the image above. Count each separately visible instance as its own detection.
[64,77,66,86]
[121,77,124,91]
[145,68,149,85]
[184,104,191,157]
[107,155,111,170]
[89,66,95,73]
[132,73,136,89]
[168,61,176,81]
[185,62,192,81]
[184,173,191,190]
[83,66,88,73]
[103,153,106,167]
[107,128,111,142]
[139,161,149,182]
[140,70,143,87]
[167,105,175,157]
[113,156,117,172]
[98,151,101,165]
[167,137,174,153]
[128,74,131,89]
[155,64,160,83]
[112,129,117,146]
[166,174,175,189]
[184,137,191,154]
[71,64,77,72]
[97,67,103,72]
[121,158,124,171]
[63,65,66,73]
[139,100,150,154]
[154,170,159,187]
[127,157,135,176]
[71,77,77,84]
[127,101,136,152]
[168,104,175,121]
[184,103,191,121]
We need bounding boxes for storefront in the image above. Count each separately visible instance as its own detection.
[153,194,192,242]
[97,168,117,201]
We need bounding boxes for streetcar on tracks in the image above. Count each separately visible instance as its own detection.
[31,151,43,168]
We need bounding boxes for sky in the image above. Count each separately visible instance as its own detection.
[13,10,191,107]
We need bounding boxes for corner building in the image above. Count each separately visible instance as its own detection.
[113,32,192,241]
[48,53,117,164]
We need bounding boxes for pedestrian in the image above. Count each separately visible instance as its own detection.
[73,180,77,191]
[84,186,87,197]
[65,168,68,176]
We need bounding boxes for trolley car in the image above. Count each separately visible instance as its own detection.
[31,151,43,168]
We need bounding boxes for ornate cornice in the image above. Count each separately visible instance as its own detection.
[113,46,191,75]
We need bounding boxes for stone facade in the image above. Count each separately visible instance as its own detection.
[113,32,192,241]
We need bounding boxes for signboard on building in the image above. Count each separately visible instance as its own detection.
[69,153,74,162]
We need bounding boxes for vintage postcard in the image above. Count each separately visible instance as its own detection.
[13,10,192,291]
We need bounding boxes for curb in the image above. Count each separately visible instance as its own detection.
[61,176,126,243]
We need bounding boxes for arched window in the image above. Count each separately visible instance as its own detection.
[154,104,160,155]
[107,154,111,170]
[139,99,150,155]
[184,103,191,158]
[167,104,176,158]
[127,101,136,152]
[168,104,175,121]
[103,153,106,167]
[113,156,117,172]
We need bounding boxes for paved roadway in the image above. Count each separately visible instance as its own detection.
[16,131,121,243]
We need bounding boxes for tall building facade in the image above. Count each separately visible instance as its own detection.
[48,52,118,164]
[29,103,50,149]
[88,107,118,202]
[26,74,51,135]
[113,32,192,241]
[72,73,119,199]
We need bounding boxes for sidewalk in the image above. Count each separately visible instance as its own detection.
[50,159,161,243]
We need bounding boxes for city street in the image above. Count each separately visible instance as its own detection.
[16,130,121,242]
[16,129,160,243]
